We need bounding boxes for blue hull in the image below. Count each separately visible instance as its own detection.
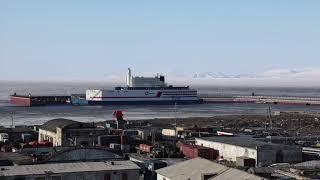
[88,100,203,105]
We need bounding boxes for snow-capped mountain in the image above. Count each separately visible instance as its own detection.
[167,68,320,87]
[193,72,231,78]
[192,72,254,79]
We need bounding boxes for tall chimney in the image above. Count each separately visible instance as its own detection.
[127,68,132,87]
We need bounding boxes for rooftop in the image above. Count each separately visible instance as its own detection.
[11,94,70,98]
[209,168,264,180]
[0,152,34,165]
[196,136,301,149]
[295,160,320,168]
[156,158,262,180]
[40,118,96,133]
[0,126,35,133]
[0,160,140,177]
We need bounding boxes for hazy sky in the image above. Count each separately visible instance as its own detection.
[1,0,320,81]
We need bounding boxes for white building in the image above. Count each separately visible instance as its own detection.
[195,136,302,167]
[156,157,263,180]
[38,118,108,146]
[0,160,140,180]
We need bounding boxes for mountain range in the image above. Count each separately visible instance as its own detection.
[191,68,320,79]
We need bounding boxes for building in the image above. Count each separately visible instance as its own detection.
[0,126,37,143]
[0,160,140,180]
[38,119,109,146]
[195,136,302,167]
[136,127,162,141]
[156,157,264,180]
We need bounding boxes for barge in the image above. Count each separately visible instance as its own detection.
[10,94,71,106]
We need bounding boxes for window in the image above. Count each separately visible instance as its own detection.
[121,172,128,180]
[51,176,62,180]
[203,173,218,180]
[35,177,45,180]
[104,173,111,180]
[14,178,25,180]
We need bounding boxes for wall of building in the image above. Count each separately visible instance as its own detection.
[282,148,302,163]
[131,76,165,87]
[56,127,66,146]
[257,146,302,167]
[67,129,108,146]
[38,127,68,147]
[3,169,140,180]
[195,138,257,163]
[38,129,59,146]
[162,129,176,137]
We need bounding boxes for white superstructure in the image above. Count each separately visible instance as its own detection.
[126,68,166,88]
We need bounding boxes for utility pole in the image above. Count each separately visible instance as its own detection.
[11,112,15,128]
[174,102,178,134]
[268,105,273,130]
[151,128,155,145]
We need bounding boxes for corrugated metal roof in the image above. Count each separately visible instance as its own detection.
[40,118,96,132]
[40,118,79,132]
[156,158,264,180]
[0,161,140,177]
[156,158,227,180]
[295,160,320,168]
[156,158,263,180]
[0,152,34,165]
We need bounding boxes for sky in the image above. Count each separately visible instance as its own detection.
[1,0,320,82]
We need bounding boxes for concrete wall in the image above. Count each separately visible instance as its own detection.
[3,169,140,180]
[38,129,59,146]
[195,138,257,162]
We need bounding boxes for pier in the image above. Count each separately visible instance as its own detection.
[202,95,320,106]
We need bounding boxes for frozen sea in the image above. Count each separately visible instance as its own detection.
[0,81,320,127]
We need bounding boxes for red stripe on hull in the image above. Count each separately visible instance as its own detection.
[92,92,163,99]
